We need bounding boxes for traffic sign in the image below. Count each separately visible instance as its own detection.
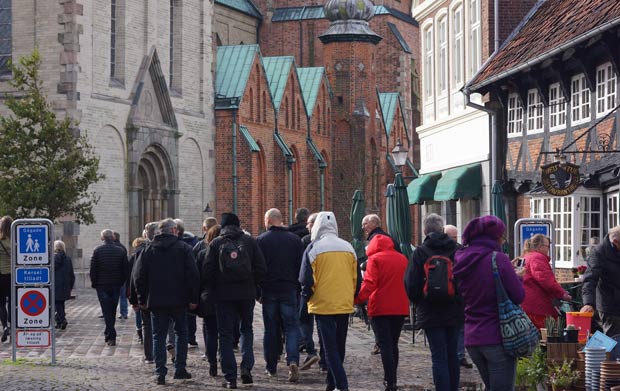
[15,268,50,285]
[17,288,49,328]
[16,330,51,348]
[520,224,550,245]
[16,225,49,265]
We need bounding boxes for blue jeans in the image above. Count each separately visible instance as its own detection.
[467,344,517,391]
[316,314,349,390]
[55,300,66,325]
[299,298,317,355]
[135,308,142,330]
[187,313,197,343]
[371,315,405,386]
[425,326,460,391]
[119,285,128,317]
[140,309,153,361]
[96,287,121,341]
[457,325,465,360]
[151,307,189,377]
[217,300,255,383]
[262,290,300,372]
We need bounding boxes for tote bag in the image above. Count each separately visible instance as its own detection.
[492,251,539,357]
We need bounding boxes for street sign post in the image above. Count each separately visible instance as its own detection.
[10,219,55,363]
[514,218,555,272]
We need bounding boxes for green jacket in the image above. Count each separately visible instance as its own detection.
[0,238,11,275]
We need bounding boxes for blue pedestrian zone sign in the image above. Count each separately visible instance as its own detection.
[16,225,49,265]
[520,224,550,247]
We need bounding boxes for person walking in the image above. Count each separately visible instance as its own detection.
[202,212,267,389]
[257,208,303,382]
[522,234,571,329]
[194,217,218,256]
[404,214,464,391]
[300,211,359,391]
[196,224,221,376]
[53,240,75,330]
[453,215,525,391]
[288,207,310,238]
[0,215,13,342]
[175,218,199,347]
[355,234,409,391]
[133,218,200,385]
[581,225,620,336]
[90,229,128,346]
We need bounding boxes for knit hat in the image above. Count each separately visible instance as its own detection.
[220,212,240,228]
[461,215,506,246]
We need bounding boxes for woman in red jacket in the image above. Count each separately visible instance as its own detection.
[355,234,409,391]
[522,234,571,329]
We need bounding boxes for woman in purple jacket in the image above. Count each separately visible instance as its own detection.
[453,215,525,391]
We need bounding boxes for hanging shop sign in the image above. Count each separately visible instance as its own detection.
[540,161,581,196]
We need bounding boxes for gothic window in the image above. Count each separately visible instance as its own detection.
[249,88,254,122]
[296,99,301,130]
[256,64,261,122]
[285,97,289,128]
[169,0,182,92]
[110,0,125,81]
[317,106,322,135]
[0,0,11,75]
[262,91,267,123]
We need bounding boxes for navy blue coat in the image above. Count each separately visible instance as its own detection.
[54,251,75,301]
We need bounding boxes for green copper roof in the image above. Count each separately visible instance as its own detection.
[272,5,391,22]
[307,138,327,167]
[378,92,400,137]
[215,45,260,108]
[215,0,262,19]
[239,125,260,152]
[274,132,293,158]
[263,56,295,113]
[297,67,326,118]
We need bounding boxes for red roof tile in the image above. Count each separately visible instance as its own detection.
[468,0,620,91]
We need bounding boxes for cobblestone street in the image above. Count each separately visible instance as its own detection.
[0,289,482,390]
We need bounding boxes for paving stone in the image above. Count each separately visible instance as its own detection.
[0,289,483,390]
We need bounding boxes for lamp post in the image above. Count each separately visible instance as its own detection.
[391,138,408,174]
[203,203,213,217]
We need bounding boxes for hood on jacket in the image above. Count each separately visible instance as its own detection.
[220,225,244,240]
[366,234,396,256]
[423,231,456,253]
[461,215,505,246]
[311,211,338,241]
[151,233,180,250]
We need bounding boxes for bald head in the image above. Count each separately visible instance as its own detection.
[444,225,458,242]
[264,208,283,229]
[362,214,381,235]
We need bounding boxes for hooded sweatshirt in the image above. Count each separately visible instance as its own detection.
[299,211,360,315]
[453,215,524,347]
[355,234,409,317]
[134,233,200,310]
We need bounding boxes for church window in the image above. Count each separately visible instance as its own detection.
[110,0,125,81]
[169,0,182,92]
[262,91,267,123]
[0,0,11,76]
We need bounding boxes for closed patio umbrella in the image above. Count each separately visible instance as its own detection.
[394,173,413,261]
[350,190,366,262]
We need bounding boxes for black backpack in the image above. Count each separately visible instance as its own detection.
[420,246,456,303]
[218,237,252,282]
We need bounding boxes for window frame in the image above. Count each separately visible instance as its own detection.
[596,62,617,117]
[571,73,591,125]
[507,93,523,138]
[549,82,566,131]
[526,88,543,134]
[423,24,434,100]
[0,0,10,76]
[468,0,481,78]
[437,16,448,96]
[451,4,464,88]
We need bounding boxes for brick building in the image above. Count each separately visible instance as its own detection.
[0,1,216,286]
[213,0,421,239]
[466,0,620,269]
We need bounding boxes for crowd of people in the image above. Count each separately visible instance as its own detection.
[1,209,620,391]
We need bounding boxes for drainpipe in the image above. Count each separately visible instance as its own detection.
[319,167,325,210]
[287,158,294,225]
[232,107,238,214]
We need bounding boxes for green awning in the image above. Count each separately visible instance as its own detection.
[407,172,442,204]
[434,163,482,201]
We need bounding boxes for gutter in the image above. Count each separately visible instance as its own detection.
[468,17,620,92]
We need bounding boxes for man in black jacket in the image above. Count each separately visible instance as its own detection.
[581,225,620,336]
[202,212,267,389]
[288,207,310,238]
[404,213,464,391]
[90,229,128,346]
[257,208,303,382]
[134,218,200,385]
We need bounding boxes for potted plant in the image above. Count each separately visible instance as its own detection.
[563,324,579,343]
[548,359,578,391]
[577,265,587,281]
[545,317,559,343]
[516,347,548,391]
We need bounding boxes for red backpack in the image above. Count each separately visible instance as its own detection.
[421,247,456,303]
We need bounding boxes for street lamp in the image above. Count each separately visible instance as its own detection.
[391,138,408,169]
[203,203,213,217]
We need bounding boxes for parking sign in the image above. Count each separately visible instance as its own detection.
[16,225,49,265]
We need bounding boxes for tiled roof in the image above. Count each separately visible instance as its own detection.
[378,92,401,138]
[215,45,261,108]
[239,125,261,152]
[215,0,262,19]
[263,56,295,113]
[469,0,620,91]
[296,67,327,118]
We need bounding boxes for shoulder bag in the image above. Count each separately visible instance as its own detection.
[492,251,539,357]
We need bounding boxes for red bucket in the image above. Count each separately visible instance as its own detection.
[566,312,593,343]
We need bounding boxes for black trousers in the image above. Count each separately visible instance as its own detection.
[370,315,405,386]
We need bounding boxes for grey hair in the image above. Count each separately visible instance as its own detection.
[54,240,66,253]
[610,226,620,242]
[101,229,114,242]
[173,218,185,235]
[159,218,177,235]
[424,213,445,235]
[363,214,381,226]
[144,222,159,240]
[265,208,282,222]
